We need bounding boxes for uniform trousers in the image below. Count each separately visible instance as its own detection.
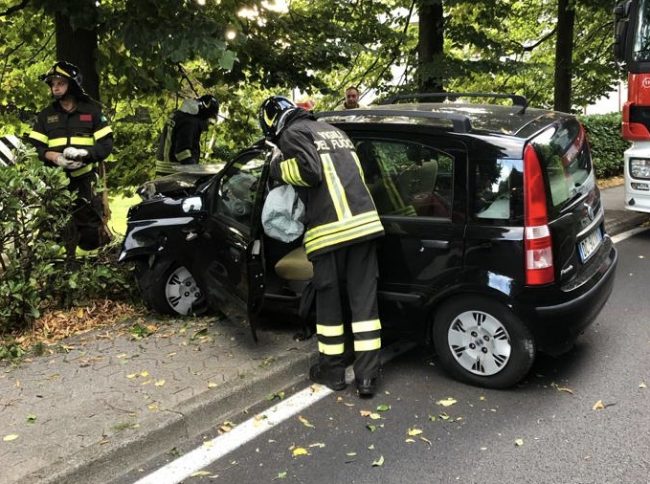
[311,240,382,381]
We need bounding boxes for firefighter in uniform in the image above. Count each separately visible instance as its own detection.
[156,95,219,175]
[259,96,385,397]
[28,61,113,251]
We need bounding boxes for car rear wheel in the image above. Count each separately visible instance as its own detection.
[135,257,207,316]
[432,296,535,389]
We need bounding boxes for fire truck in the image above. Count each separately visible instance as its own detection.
[615,0,650,212]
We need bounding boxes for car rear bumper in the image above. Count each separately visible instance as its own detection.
[528,244,618,355]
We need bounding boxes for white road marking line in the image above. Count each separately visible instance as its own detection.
[612,226,650,244]
[134,340,416,484]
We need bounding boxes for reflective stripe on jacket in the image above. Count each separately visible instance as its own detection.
[271,110,384,258]
[28,101,113,178]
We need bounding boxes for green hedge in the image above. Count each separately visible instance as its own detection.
[579,113,629,179]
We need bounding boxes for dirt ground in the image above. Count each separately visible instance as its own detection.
[597,175,624,189]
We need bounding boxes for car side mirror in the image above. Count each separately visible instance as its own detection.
[182,196,203,213]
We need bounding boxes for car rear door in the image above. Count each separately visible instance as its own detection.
[529,119,608,286]
[343,126,467,312]
[191,148,268,340]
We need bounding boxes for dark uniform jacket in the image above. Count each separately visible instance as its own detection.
[28,100,113,179]
[270,109,384,259]
[162,111,206,164]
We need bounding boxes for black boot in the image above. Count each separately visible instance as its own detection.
[309,364,347,391]
[356,377,378,398]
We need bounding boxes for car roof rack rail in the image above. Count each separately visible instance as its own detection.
[380,92,528,108]
[316,109,473,134]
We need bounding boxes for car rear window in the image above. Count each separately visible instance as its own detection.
[530,119,592,210]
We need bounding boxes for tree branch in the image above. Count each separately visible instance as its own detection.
[0,0,30,17]
[339,0,417,102]
[512,26,557,52]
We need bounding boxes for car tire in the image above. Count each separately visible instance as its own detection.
[432,296,535,389]
[134,257,207,316]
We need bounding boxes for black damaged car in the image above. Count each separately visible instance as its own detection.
[120,93,618,388]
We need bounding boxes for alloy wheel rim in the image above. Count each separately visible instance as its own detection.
[447,310,512,376]
[164,266,202,315]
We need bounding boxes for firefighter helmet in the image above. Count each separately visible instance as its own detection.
[259,96,297,138]
[41,61,86,98]
[198,94,219,119]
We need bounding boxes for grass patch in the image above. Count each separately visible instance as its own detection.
[108,192,141,237]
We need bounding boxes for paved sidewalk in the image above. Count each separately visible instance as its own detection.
[0,184,648,484]
[0,316,314,484]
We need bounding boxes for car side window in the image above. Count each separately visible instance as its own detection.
[215,156,265,226]
[472,159,524,222]
[355,139,453,218]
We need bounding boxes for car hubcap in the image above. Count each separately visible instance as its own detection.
[165,266,202,315]
[447,310,511,376]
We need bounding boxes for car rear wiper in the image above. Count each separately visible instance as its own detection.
[559,190,588,214]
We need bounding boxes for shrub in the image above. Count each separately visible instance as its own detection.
[0,150,137,333]
[0,151,72,330]
[579,113,629,179]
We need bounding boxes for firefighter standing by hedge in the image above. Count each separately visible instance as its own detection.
[259,96,384,398]
[28,61,113,252]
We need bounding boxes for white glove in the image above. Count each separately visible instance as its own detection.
[265,140,283,164]
[63,147,89,160]
[53,155,84,170]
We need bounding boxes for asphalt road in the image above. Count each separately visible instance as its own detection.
[123,229,650,484]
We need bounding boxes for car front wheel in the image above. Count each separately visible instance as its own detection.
[432,296,535,389]
[135,257,207,316]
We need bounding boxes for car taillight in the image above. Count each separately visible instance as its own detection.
[523,144,554,285]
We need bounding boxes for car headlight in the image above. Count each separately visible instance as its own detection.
[182,196,203,213]
[630,158,650,179]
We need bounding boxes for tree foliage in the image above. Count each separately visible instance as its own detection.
[0,0,624,177]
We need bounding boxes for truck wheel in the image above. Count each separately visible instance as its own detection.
[432,296,535,389]
[135,257,207,316]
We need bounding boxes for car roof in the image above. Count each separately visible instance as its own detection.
[318,102,573,139]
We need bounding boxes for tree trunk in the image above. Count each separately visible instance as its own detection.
[417,0,444,93]
[55,11,100,101]
[553,0,575,112]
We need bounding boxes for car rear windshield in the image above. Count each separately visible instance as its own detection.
[530,119,592,210]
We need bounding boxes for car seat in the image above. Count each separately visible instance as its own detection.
[274,246,313,281]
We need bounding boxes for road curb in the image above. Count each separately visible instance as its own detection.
[22,347,316,484]
[605,211,650,237]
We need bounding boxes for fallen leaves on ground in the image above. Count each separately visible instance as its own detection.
[190,471,211,477]
[291,446,309,457]
[551,383,575,395]
[592,400,615,410]
[267,391,286,401]
[371,455,385,467]
[514,438,524,447]
[7,300,145,349]
[3,434,18,442]
[436,397,457,407]
[218,421,235,433]
[298,416,314,428]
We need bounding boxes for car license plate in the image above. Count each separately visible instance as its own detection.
[578,228,603,263]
